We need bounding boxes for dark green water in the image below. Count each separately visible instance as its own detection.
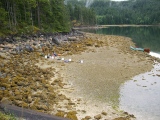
[82,26,160,53]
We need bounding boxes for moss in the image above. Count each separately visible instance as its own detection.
[84,39,95,46]
[0,83,10,88]
[14,90,21,95]
[113,117,129,120]
[3,90,10,97]
[32,92,41,98]
[95,44,101,47]
[66,111,78,120]
[47,86,55,92]
[19,102,29,108]
[13,100,22,107]
[30,104,37,110]
[0,111,16,120]
[41,79,47,84]
[15,95,23,100]
[12,76,25,83]
[36,105,48,111]
[55,111,65,117]
[48,93,56,99]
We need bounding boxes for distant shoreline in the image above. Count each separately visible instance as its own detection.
[73,24,160,29]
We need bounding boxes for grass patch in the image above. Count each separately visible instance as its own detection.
[0,111,16,120]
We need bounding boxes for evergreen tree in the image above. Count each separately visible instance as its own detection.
[90,0,160,25]
[0,0,71,36]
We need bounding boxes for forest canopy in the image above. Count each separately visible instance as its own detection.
[0,0,160,37]
[0,0,96,37]
[0,0,72,37]
[90,0,160,25]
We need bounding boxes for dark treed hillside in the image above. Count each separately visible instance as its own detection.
[90,0,160,25]
[0,0,71,36]
[0,0,96,37]
[1,0,159,37]
[67,4,96,27]
[65,0,96,27]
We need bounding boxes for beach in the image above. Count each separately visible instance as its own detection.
[0,32,158,120]
[55,33,155,120]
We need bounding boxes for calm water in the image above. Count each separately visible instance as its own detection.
[119,62,160,120]
[82,26,160,53]
[82,26,160,120]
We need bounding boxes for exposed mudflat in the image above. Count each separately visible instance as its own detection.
[57,33,155,120]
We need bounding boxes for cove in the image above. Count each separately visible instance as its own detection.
[82,26,160,53]
[82,26,160,120]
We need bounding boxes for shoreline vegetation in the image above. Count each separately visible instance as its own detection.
[0,31,160,120]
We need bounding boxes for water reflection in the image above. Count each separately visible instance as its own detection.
[82,26,160,52]
[119,62,160,120]
[82,26,160,119]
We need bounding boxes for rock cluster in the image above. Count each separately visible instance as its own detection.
[0,30,85,54]
[0,33,106,120]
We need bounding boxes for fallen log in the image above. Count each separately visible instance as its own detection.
[0,103,69,120]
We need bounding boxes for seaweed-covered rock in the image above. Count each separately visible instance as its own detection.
[94,114,102,120]
[55,111,66,118]
[66,111,78,120]
[36,105,48,111]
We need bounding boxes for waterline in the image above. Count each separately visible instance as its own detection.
[149,52,160,59]
[119,62,160,120]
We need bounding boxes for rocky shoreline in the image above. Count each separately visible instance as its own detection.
[0,32,160,120]
[0,30,85,54]
[0,30,89,120]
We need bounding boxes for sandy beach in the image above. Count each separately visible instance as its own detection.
[0,32,157,120]
[47,33,154,120]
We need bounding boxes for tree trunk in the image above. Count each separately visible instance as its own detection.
[13,2,17,26]
[37,0,41,28]
[30,8,34,32]
[23,1,26,21]
[10,3,14,27]
[6,1,11,29]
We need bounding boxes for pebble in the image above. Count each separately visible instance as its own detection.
[94,114,102,120]
[85,116,92,119]
[101,111,107,116]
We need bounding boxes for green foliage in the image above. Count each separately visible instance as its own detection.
[0,0,71,36]
[1,0,159,36]
[0,112,16,120]
[90,0,160,25]
[0,0,97,36]
[0,2,8,36]
[66,0,96,26]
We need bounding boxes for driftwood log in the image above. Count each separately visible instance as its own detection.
[0,102,68,120]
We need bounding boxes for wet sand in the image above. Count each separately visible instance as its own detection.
[54,33,154,119]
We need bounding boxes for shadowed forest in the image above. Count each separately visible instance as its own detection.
[0,0,159,36]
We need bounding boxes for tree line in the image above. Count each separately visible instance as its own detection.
[0,0,72,36]
[90,0,160,25]
[66,1,96,27]
[0,0,96,37]
[1,0,159,37]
